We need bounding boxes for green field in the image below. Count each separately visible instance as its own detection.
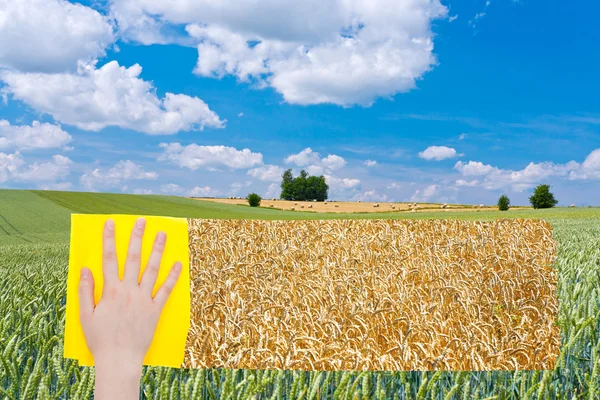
[1,189,599,398]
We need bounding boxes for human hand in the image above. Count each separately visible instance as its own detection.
[77,217,182,400]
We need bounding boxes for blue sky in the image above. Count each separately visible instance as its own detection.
[0,0,598,205]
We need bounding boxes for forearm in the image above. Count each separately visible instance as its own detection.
[94,358,143,400]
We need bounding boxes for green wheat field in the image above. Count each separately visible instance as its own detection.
[1,188,599,399]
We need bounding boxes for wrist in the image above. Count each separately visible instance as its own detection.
[94,356,143,400]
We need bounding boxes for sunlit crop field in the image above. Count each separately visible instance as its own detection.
[1,190,599,398]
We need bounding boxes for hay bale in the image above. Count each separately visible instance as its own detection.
[308,204,313,208]
[570,204,576,208]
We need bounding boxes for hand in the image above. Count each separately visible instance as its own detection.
[78,217,182,400]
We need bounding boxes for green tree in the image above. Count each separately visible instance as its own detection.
[529,184,558,209]
[280,169,294,200]
[497,194,510,211]
[315,176,329,201]
[279,170,328,201]
[246,193,261,207]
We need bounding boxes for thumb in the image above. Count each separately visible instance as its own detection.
[78,267,95,328]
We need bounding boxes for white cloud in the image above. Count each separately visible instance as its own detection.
[454,161,498,176]
[0,0,114,72]
[158,142,263,170]
[284,148,321,167]
[458,133,467,140]
[569,149,600,180]
[386,182,402,189]
[189,186,218,197]
[453,153,595,191]
[247,165,284,181]
[0,152,71,183]
[112,0,447,106]
[448,15,459,22]
[0,61,224,134]
[285,148,346,175]
[410,184,438,202]
[14,154,72,182]
[0,152,25,183]
[80,160,157,190]
[321,154,347,171]
[364,160,377,167]
[305,165,325,176]
[0,120,72,151]
[455,179,479,187]
[238,112,244,117]
[160,183,184,194]
[324,174,360,189]
[418,145,460,161]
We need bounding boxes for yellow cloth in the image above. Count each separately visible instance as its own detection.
[64,214,190,367]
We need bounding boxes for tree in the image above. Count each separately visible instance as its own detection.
[280,169,293,199]
[529,184,558,209]
[246,193,261,207]
[279,170,328,201]
[497,194,510,211]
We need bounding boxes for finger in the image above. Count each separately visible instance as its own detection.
[153,261,182,310]
[139,231,167,296]
[102,219,119,288]
[124,217,146,284]
[78,267,95,330]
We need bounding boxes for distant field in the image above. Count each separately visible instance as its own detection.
[0,189,597,246]
[202,197,528,213]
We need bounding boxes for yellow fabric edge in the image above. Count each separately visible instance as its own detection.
[64,214,190,368]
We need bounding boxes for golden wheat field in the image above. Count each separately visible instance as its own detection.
[197,198,528,213]
[183,218,559,372]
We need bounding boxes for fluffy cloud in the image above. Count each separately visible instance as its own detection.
[0,120,72,151]
[111,0,448,106]
[364,160,377,167]
[0,152,71,183]
[569,149,600,180]
[247,165,284,181]
[14,154,72,181]
[285,147,347,175]
[418,146,460,161]
[324,174,360,189]
[80,160,157,190]
[0,0,114,72]
[453,150,600,191]
[0,152,25,183]
[0,61,224,134]
[284,148,321,167]
[410,184,438,202]
[158,142,263,171]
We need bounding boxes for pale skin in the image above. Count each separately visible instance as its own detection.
[78,217,182,400]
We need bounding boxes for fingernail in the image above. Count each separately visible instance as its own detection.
[106,219,114,231]
[81,268,90,280]
[157,231,166,244]
[174,262,182,272]
[136,218,146,229]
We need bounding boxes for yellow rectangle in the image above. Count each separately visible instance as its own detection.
[64,214,190,367]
